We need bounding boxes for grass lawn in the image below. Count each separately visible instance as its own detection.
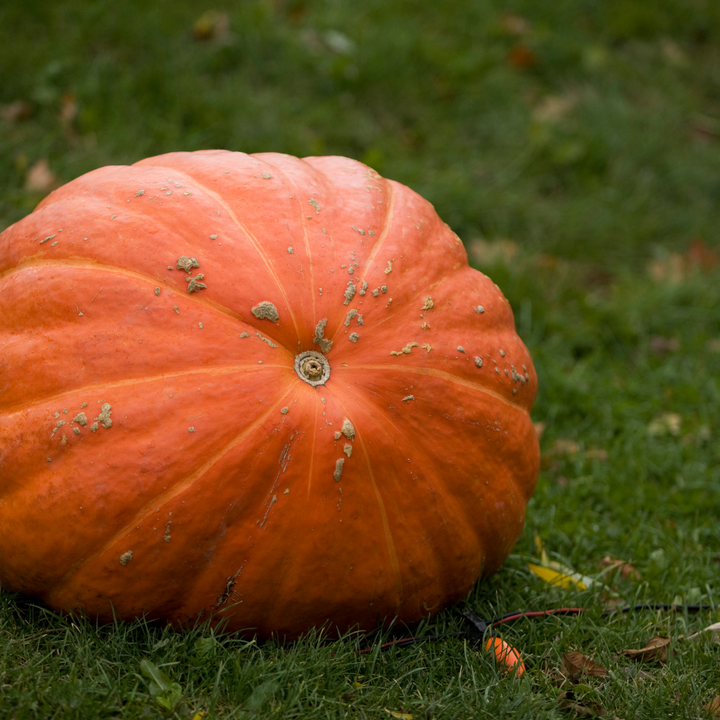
[1,1,720,717]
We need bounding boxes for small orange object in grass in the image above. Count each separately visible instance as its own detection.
[485,637,525,676]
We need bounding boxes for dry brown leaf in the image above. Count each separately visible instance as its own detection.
[1,99,34,122]
[705,696,720,718]
[60,92,77,127]
[687,238,719,270]
[599,557,642,581]
[507,44,537,69]
[585,447,608,461]
[499,12,531,36]
[648,253,686,283]
[648,238,720,282]
[466,238,519,266]
[192,10,230,41]
[649,336,680,354]
[562,652,609,679]
[550,439,581,456]
[622,636,670,664]
[24,158,59,193]
[533,421,546,440]
[647,412,682,437]
[533,95,575,123]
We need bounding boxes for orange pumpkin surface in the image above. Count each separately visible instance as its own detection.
[0,150,539,638]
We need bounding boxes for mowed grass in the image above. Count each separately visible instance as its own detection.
[1,1,720,718]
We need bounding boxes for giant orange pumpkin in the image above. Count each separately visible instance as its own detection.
[0,151,538,638]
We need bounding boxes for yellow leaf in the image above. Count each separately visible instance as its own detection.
[192,713,206,720]
[527,563,588,591]
[385,711,413,720]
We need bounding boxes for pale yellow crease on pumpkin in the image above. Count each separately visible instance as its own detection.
[147,166,303,342]
[354,429,404,606]
[305,398,319,500]
[357,180,396,279]
[48,398,288,595]
[259,158,318,324]
[0,258,290,352]
[0,364,290,418]
[327,182,396,345]
[336,364,530,415]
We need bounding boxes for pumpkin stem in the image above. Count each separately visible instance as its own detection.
[294,350,330,387]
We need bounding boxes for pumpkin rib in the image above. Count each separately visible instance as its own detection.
[352,178,397,284]
[135,163,304,343]
[45,392,293,596]
[336,363,531,415]
[254,156,320,326]
[299,157,397,288]
[0,258,291,354]
[0,364,289,420]
[329,378,487,567]
[303,393,319,500]
[353,427,404,607]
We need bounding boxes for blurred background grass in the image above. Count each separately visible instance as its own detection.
[2,0,720,270]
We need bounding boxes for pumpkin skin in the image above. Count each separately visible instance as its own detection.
[0,150,539,639]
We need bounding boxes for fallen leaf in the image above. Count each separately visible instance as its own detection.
[530,537,597,591]
[507,44,537,69]
[622,636,670,664]
[527,563,589,591]
[1,99,34,122]
[192,10,230,41]
[705,697,720,718]
[533,95,575,124]
[687,238,719,270]
[647,412,682,437]
[550,438,581,456]
[692,117,720,143]
[385,710,413,720]
[649,336,680,354]
[648,253,686,283]
[534,421,546,440]
[467,238,519,266]
[599,557,642,581]
[499,12,531,36]
[24,158,59,193]
[60,92,77,127]
[660,39,688,67]
[585,447,608,461]
[688,621,720,642]
[648,239,720,282]
[562,652,609,679]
